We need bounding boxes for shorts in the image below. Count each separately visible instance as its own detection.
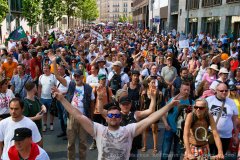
[190,144,209,158]
[40,98,52,112]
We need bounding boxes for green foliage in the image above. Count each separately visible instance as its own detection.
[0,0,9,23]
[22,0,42,27]
[42,0,66,26]
[82,0,98,21]
[128,15,133,23]
[119,15,127,23]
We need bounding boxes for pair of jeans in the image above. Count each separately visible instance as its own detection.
[161,129,183,160]
[67,115,88,160]
[56,100,67,134]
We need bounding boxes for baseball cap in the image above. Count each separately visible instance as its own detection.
[112,61,122,67]
[119,96,131,104]
[12,128,32,141]
[73,69,83,76]
[98,74,106,80]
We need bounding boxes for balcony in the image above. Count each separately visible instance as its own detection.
[226,0,239,3]
[171,5,179,15]
[202,0,222,8]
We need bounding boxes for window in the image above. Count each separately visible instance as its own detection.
[226,0,239,3]
[202,0,222,7]
[11,0,22,12]
[186,0,199,10]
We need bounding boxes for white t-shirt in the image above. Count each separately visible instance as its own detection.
[71,86,95,114]
[108,71,130,87]
[56,75,71,93]
[36,146,50,160]
[0,89,15,115]
[86,75,99,88]
[93,123,136,160]
[39,74,58,99]
[0,117,42,160]
[206,96,238,138]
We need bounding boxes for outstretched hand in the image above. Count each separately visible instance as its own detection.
[48,52,56,62]
[170,93,183,106]
[51,86,64,101]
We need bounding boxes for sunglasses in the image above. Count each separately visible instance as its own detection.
[218,90,228,93]
[107,113,121,118]
[194,106,206,110]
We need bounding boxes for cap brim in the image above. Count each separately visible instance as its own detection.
[12,137,26,141]
[120,101,131,104]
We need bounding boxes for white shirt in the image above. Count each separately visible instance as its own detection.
[56,75,71,93]
[206,96,238,138]
[39,74,58,99]
[36,146,50,160]
[0,117,42,160]
[71,86,95,114]
[93,123,136,160]
[86,75,99,88]
[0,89,15,115]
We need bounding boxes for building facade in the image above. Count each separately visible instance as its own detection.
[168,0,240,38]
[97,0,133,22]
[132,0,149,29]
[148,0,168,33]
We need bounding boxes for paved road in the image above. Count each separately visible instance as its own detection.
[43,118,237,160]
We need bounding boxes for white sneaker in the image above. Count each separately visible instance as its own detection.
[50,124,54,131]
[43,124,47,132]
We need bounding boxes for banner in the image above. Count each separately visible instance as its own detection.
[179,39,189,48]
[90,29,103,41]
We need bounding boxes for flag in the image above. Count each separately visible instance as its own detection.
[49,31,56,44]
[90,29,103,41]
[7,26,27,41]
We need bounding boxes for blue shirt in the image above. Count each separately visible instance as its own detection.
[166,98,194,132]
[10,74,32,99]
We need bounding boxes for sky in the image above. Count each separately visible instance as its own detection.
[154,0,168,9]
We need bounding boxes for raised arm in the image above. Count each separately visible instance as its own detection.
[53,90,94,136]
[134,97,180,137]
[96,85,108,117]
[135,87,157,121]
[48,52,67,87]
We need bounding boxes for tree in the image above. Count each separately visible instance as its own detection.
[78,0,98,24]
[22,0,42,34]
[42,0,66,26]
[119,15,127,23]
[0,0,8,23]
[64,0,79,28]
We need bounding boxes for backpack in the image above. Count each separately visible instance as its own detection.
[175,99,193,144]
[109,72,124,94]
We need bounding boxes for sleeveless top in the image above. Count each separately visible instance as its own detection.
[127,83,141,112]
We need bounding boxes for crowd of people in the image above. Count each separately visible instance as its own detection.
[0,24,240,160]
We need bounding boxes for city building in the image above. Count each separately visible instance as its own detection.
[168,0,240,38]
[132,0,149,29]
[97,0,133,22]
[148,0,168,33]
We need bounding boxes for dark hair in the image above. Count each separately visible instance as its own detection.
[181,81,190,87]
[0,78,7,86]
[17,63,25,70]
[25,82,36,91]
[180,67,188,73]
[9,98,24,109]
[107,105,121,112]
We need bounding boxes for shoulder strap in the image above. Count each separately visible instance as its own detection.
[106,86,110,103]
[216,101,225,125]
[105,68,108,74]
[18,75,30,94]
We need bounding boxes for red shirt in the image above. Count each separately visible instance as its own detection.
[30,58,42,79]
